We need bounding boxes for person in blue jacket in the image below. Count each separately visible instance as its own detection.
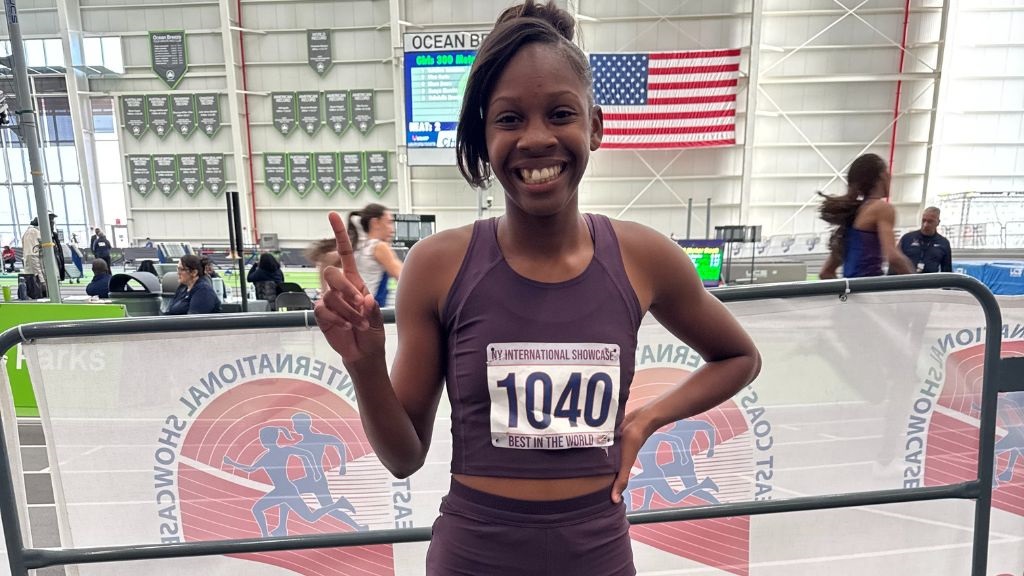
[247,252,285,284]
[166,254,221,315]
[85,259,112,298]
[91,229,112,269]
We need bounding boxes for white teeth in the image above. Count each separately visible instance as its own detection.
[520,165,562,184]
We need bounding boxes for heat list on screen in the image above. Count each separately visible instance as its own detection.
[404,50,475,148]
[686,247,723,282]
[675,240,724,287]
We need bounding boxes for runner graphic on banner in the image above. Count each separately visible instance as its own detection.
[628,419,722,509]
[995,392,1024,486]
[221,416,366,537]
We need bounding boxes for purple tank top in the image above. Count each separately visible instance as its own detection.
[442,214,643,478]
[843,226,883,278]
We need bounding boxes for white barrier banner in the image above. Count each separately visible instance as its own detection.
[24,290,1024,575]
[0,367,22,576]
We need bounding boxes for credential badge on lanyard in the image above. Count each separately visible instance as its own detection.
[487,342,620,450]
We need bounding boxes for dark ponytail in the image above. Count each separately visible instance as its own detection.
[347,203,388,249]
[817,153,889,259]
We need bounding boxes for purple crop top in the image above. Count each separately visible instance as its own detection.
[441,214,643,478]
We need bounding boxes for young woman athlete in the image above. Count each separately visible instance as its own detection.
[315,2,761,574]
[818,153,913,278]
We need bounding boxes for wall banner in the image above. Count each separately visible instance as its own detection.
[150,31,187,89]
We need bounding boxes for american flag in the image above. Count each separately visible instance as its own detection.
[589,49,741,149]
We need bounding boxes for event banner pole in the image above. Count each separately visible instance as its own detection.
[229,191,248,312]
[705,198,711,240]
[4,0,61,303]
[224,188,236,259]
[686,198,693,239]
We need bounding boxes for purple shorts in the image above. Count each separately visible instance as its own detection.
[425,479,635,576]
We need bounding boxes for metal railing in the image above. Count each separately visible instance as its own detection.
[0,273,1007,575]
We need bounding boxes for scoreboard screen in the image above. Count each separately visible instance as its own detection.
[675,240,725,287]
[403,32,486,165]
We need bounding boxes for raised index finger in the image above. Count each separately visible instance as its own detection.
[328,211,360,275]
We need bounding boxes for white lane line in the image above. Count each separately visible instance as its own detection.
[768,483,1019,539]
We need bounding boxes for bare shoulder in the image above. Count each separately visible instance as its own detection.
[865,199,896,218]
[607,218,688,311]
[608,218,679,262]
[398,224,475,313]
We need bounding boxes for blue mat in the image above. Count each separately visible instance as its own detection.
[953,260,1024,295]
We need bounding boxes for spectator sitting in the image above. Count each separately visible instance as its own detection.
[2,245,15,272]
[86,259,112,299]
[137,259,158,276]
[203,258,229,301]
[165,254,221,315]
[247,253,285,284]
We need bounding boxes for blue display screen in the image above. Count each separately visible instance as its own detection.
[403,50,476,149]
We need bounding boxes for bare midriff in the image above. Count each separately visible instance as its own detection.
[452,473,616,501]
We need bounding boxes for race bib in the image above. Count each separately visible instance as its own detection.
[487,342,620,450]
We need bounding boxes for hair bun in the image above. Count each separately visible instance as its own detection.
[496,0,576,42]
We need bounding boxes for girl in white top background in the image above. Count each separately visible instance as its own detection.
[347,203,403,307]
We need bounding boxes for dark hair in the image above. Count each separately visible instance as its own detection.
[456,0,590,188]
[137,259,157,275]
[258,252,281,273]
[817,153,889,258]
[179,254,206,278]
[347,203,388,249]
[91,259,109,276]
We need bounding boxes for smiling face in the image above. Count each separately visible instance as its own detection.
[484,43,602,218]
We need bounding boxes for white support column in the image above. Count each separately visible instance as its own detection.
[920,0,953,213]
[739,0,763,225]
[110,87,134,240]
[55,0,102,228]
[389,0,411,214]
[219,0,255,242]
